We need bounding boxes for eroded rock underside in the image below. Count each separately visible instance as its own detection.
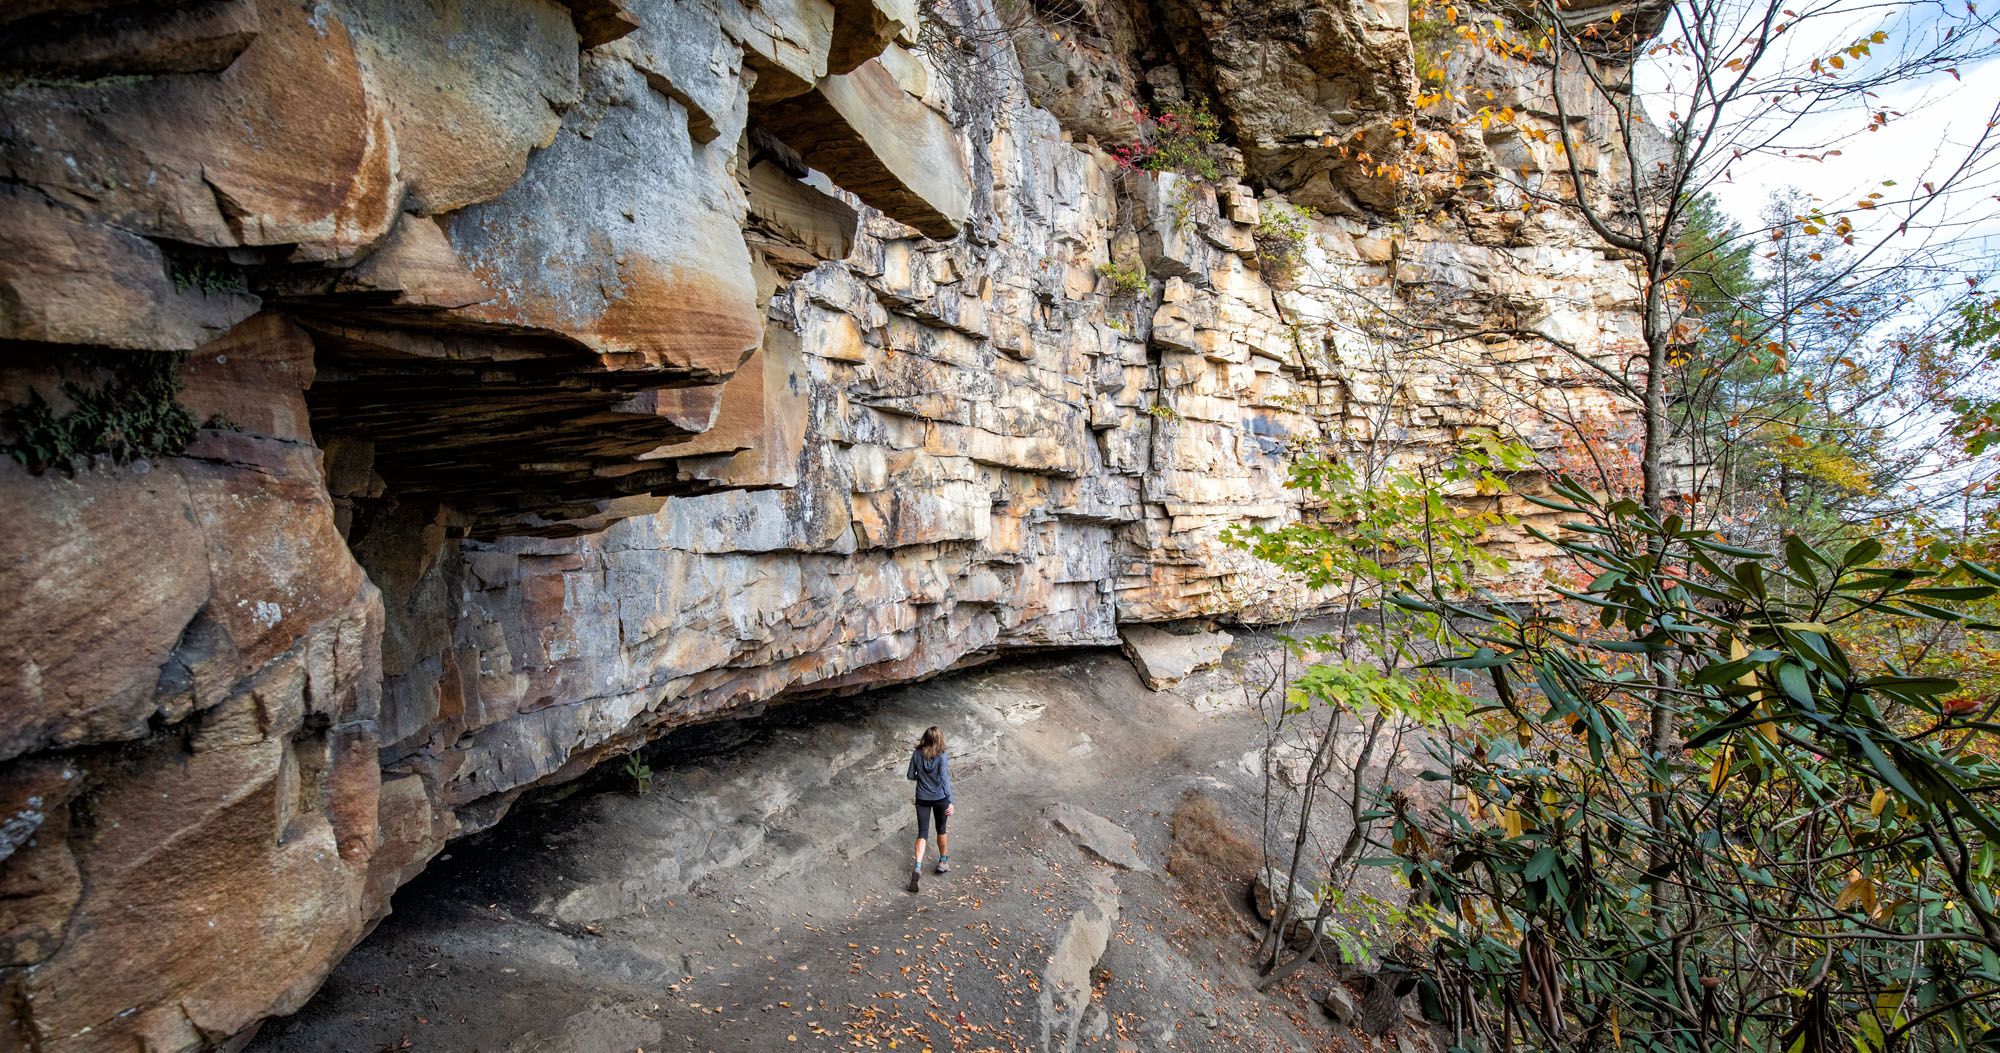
[0,0,1646,1047]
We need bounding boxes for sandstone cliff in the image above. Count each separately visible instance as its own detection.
[0,0,1643,1047]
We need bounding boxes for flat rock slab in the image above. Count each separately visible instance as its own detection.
[1049,803,1148,872]
[1040,868,1121,1053]
[1118,624,1233,691]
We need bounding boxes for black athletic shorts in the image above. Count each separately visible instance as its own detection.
[915,798,950,840]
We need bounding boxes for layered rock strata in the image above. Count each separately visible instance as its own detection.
[0,0,1645,1047]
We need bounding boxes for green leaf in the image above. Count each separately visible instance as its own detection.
[1550,585,1625,609]
[1523,846,1559,882]
[1959,559,2000,586]
[1840,539,1884,570]
[1775,662,1813,706]
[1431,650,1511,671]
[1692,538,1773,559]
[1860,675,1959,696]
[1521,493,1584,514]
[1905,585,1996,601]
[1783,536,1824,586]
[1892,597,1972,621]
[1693,657,1759,686]
[1847,726,1923,804]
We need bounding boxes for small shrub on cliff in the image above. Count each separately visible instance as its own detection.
[1096,257,1149,295]
[622,753,653,795]
[1,352,226,474]
[1111,97,1223,182]
[1170,180,1202,232]
[166,254,249,298]
[1254,202,1316,287]
[1407,6,1452,83]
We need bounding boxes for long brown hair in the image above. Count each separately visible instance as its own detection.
[916,725,945,759]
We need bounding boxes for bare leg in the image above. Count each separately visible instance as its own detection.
[913,837,927,868]
[937,832,949,859]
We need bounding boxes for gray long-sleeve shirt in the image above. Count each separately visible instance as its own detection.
[905,748,952,802]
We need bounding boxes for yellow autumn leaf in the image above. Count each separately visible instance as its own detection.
[1834,869,1876,913]
[1870,787,1888,817]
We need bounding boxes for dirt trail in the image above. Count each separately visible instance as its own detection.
[248,641,1381,1053]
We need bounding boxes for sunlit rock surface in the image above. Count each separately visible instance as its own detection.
[0,0,1645,1046]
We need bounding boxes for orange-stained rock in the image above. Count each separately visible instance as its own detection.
[179,314,319,444]
[446,53,762,380]
[334,213,497,310]
[340,0,581,216]
[0,0,393,259]
[0,452,212,761]
[178,439,366,676]
[0,1,262,82]
[0,311,386,1051]
[0,0,586,346]
[650,327,810,490]
[0,185,261,351]
[16,734,372,1053]
[760,56,971,239]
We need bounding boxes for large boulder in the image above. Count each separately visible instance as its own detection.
[1120,624,1234,690]
[1253,864,1322,944]
[1050,803,1150,871]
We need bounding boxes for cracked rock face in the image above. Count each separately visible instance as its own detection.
[0,0,1643,1046]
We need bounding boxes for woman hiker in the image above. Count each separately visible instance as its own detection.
[905,725,953,893]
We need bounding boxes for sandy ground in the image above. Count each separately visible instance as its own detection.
[246,637,1418,1053]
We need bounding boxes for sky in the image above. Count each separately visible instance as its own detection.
[1625,0,2000,516]
[1636,0,2000,268]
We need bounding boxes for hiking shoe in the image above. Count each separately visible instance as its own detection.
[935,858,952,874]
[907,869,920,893]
